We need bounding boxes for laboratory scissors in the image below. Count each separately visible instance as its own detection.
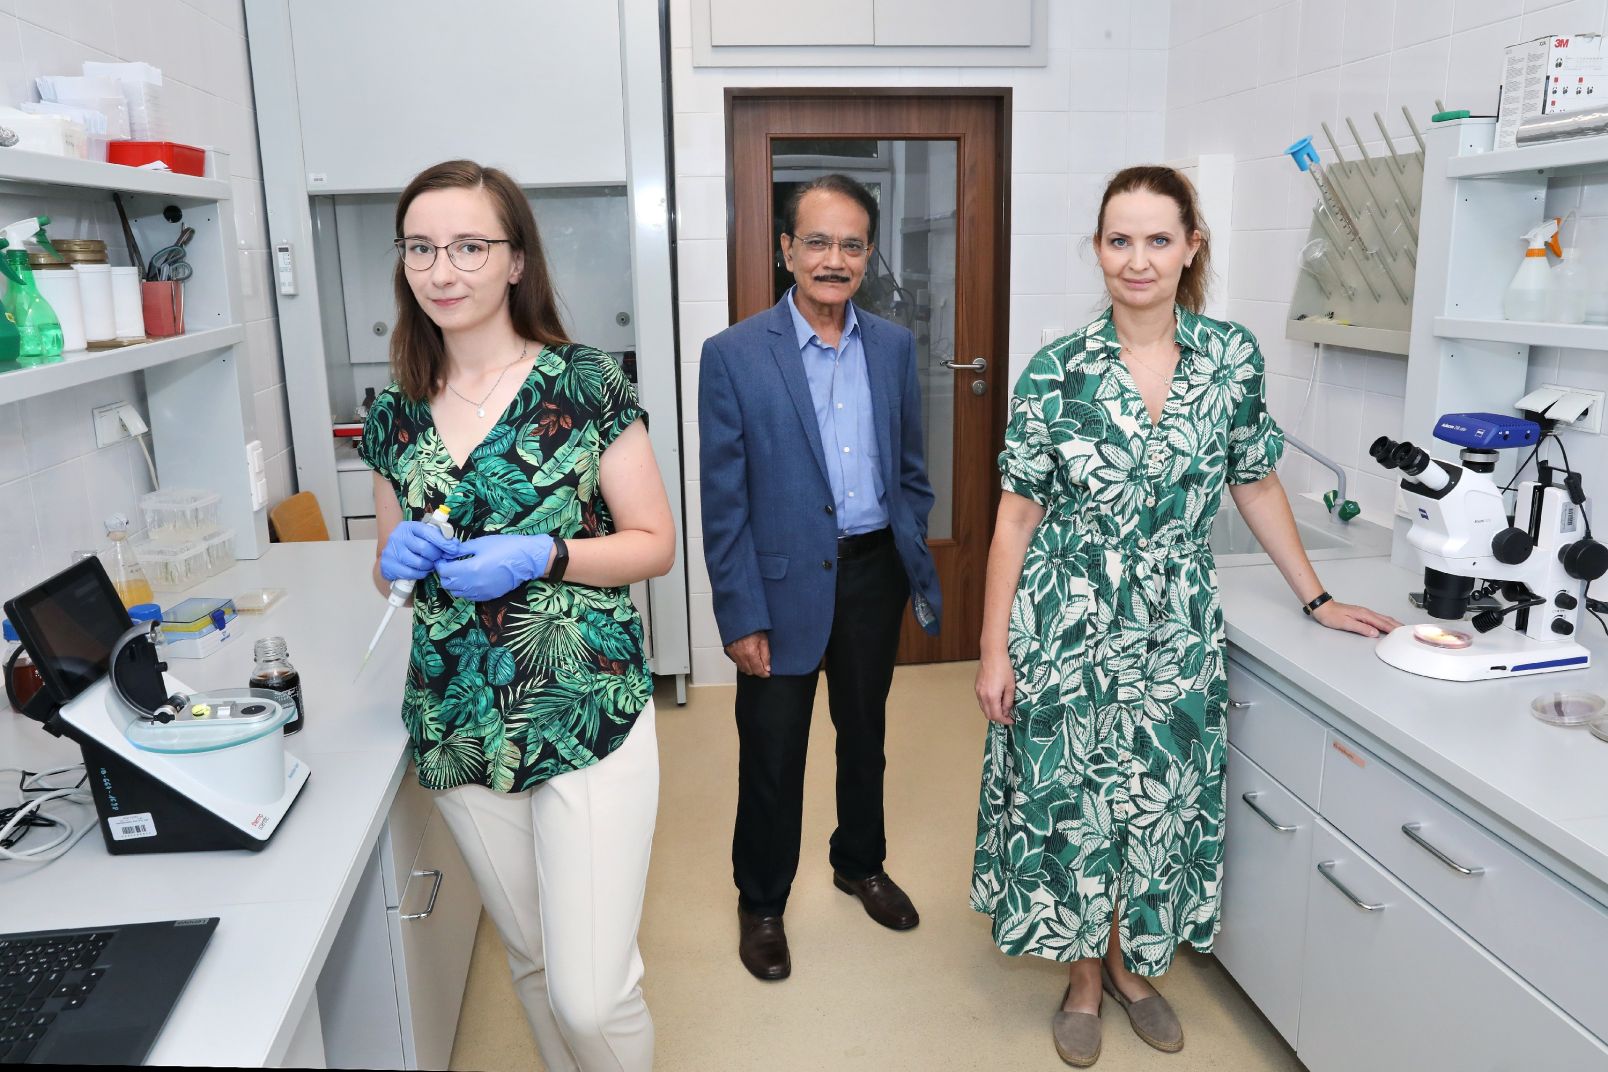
[146,225,195,282]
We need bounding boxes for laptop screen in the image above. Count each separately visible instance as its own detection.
[3,557,132,706]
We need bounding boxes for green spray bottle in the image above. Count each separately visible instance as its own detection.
[0,216,64,365]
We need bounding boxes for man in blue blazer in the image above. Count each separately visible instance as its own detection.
[700,174,941,982]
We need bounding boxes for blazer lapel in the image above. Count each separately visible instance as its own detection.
[767,301,831,486]
[860,313,897,494]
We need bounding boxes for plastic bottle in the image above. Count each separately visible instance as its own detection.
[101,513,155,608]
[1550,212,1588,324]
[1503,217,1562,323]
[250,636,305,735]
[0,216,65,364]
[3,619,44,715]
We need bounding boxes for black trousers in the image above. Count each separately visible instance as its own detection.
[733,529,910,916]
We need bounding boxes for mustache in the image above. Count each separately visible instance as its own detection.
[812,274,852,284]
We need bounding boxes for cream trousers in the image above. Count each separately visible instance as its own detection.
[435,701,659,1072]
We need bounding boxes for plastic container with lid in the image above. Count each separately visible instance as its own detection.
[199,527,237,578]
[130,533,211,592]
[160,597,237,660]
[140,488,222,541]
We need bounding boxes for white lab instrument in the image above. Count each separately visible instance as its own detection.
[1503,218,1562,322]
[358,504,455,677]
[1370,413,1604,682]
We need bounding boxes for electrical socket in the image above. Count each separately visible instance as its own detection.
[1540,383,1605,435]
[93,402,131,449]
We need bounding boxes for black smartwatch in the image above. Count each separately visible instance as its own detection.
[1302,591,1333,616]
[546,536,570,582]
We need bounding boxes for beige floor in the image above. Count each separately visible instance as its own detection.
[449,661,1305,1072]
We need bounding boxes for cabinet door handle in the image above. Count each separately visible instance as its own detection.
[1228,699,1254,709]
[1241,792,1296,832]
[1316,860,1385,912]
[401,868,444,920]
[1401,822,1484,876]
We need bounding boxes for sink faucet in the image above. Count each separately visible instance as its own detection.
[1285,432,1360,521]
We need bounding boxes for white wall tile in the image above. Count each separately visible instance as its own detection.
[1455,0,1525,33]
[690,589,721,648]
[1364,352,1409,396]
[1130,0,1172,49]
[1004,47,1074,110]
[1522,0,1608,41]
[686,535,711,594]
[678,301,732,363]
[675,176,728,241]
[684,479,703,539]
[1297,0,1346,73]
[1011,173,1074,235]
[1069,49,1128,111]
[1311,384,1364,466]
[1337,53,1392,134]
[30,458,95,562]
[252,385,291,459]
[1013,111,1073,173]
[1258,3,1301,85]
[1068,111,1129,174]
[1010,234,1072,295]
[1199,21,1260,100]
[1387,34,1453,119]
[1068,0,1133,49]
[0,477,44,603]
[82,443,142,530]
[1395,0,1454,48]
[672,113,728,178]
[1126,50,1170,112]
[1127,112,1166,163]
[1342,0,1397,64]
[1009,293,1072,355]
[676,240,730,304]
[671,48,725,114]
[1446,17,1522,115]
[1318,344,1370,389]
[0,402,26,484]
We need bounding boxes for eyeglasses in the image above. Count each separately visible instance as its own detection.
[394,237,513,272]
[787,233,869,258]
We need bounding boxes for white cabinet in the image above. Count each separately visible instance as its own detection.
[318,772,482,1071]
[1219,650,1608,1069]
[1216,745,1313,1047]
[1299,822,1608,1072]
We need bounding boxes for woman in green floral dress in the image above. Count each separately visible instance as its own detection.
[971,167,1399,1067]
[360,161,674,1071]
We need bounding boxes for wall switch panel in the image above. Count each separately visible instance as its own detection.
[93,402,132,449]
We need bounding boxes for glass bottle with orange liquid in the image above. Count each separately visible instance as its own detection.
[101,514,155,608]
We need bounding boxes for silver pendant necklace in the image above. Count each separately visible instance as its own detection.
[446,340,529,418]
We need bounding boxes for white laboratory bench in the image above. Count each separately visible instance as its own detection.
[1215,553,1608,1070]
[0,542,479,1069]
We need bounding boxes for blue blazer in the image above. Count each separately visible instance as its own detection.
[699,297,942,676]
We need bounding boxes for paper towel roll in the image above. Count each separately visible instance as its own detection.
[111,266,144,337]
[34,269,86,351]
[73,263,115,341]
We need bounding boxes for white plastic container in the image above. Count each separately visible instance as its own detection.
[199,527,237,578]
[33,269,86,351]
[139,488,222,541]
[72,263,115,340]
[129,534,210,592]
[111,267,144,337]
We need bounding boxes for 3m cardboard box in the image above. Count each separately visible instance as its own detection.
[1498,33,1605,150]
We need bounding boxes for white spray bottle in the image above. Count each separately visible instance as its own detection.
[1503,217,1561,322]
[1550,211,1588,324]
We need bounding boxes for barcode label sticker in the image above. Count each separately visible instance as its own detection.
[108,812,157,841]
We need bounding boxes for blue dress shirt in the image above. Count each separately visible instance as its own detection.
[785,287,889,536]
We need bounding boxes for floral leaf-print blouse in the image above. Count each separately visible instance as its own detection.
[359,343,653,793]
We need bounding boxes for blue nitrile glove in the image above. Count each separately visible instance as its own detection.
[435,534,556,602]
[380,520,460,582]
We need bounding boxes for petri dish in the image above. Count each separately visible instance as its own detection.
[1591,715,1608,743]
[1413,624,1473,649]
[1531,692,1606,727]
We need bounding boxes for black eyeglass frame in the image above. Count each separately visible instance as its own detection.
[393,237,515,271]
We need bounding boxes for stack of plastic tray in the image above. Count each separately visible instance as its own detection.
[131,489,237,592]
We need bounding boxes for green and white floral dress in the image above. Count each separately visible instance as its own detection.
[971,306,1284,975]
[359,343,653,794]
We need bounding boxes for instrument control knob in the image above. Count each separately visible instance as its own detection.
[1552,618,1575,636]
[1491,527,1534,565]
[1560,538,1608,581]
[1556,592,1579,611]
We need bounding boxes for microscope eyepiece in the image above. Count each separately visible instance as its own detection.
[1373,435,1450,491]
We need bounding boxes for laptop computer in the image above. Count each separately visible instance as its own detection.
[0,917,218,1065]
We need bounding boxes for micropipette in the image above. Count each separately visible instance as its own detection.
[357,504,455,679]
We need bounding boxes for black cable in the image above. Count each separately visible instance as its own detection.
[1501,439,1544,494]
[1550,435,1593,539]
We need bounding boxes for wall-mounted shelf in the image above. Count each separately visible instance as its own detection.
[1286,318,1409,356]
[0,326,245,406]
[1445,134,1608,180]
[0,149,231,202]
[1433,316,1608,350]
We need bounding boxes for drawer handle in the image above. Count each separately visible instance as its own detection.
[401,868,444,920]
[1241,792,1296,832]
[1401,823,1484,876]
[1316,860,1385,912]
[1228,699,1254,709]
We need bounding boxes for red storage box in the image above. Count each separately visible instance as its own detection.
[107,141,206,177]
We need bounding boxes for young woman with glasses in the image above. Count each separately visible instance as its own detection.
[358,159,674,1071]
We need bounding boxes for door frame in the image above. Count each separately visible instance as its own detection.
[722,88,1013,664]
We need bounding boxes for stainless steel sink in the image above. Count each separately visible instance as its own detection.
[1210,494,1393,566]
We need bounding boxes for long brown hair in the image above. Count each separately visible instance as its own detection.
[1094,165,1212,315]
[391,160,570,401]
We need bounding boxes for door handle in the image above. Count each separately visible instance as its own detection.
[1241,792,1296,832]
[943,357,986,372]
[1316,860,1385,912]
[1401,822,1484,876]
[1228,699,1254,709]
[401,868,444,920]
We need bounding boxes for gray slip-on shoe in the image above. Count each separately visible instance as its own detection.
[1052,984,1103,1067]
[1101,965,1183,1053]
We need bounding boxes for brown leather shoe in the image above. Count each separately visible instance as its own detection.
[832,871,920,930]
[738,908,791,981]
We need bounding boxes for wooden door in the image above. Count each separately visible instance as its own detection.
[726,90,1010,663]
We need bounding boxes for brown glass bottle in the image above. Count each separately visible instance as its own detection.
[250,636,304,734]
